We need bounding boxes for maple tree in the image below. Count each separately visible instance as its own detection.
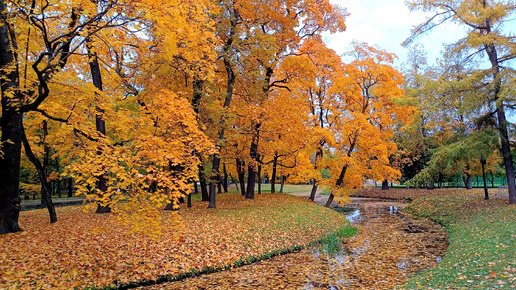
[405,0,516,203]
[318,43,413,207]
[0,0,217,234]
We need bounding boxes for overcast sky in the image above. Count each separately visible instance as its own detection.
[323,0,467,69]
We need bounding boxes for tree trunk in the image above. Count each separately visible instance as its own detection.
[257,163,262,194]
[428,180,435,190]
[21,127,57,223]
[187,193,192,208]
[208,183,216,208]
[193,180,198,194]
[246,124,260,200]
[217,178,222,194]
[381,179,389,190]
[280,173,285,193]
[236,159,246,196]
[466,175,472,190]
[271,156,277,194]
[199,165,209,201]
[325,165,348,208]
[324,193,334,207]
[67,178,73,198]
[41,120,50,206]
[485,43,516,204]
[0,7,23,233]
[309,149,323,201]
[87,39,111,214]
[222,163,228,193]
[246,164,256,200]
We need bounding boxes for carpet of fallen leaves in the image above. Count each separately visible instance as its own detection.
[0,192,348,289]
[351,187,476,201]
[142,201,448,289]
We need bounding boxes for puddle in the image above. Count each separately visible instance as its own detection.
[142,199,448,290]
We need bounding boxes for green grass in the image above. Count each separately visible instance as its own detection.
[320,226,358,255]
[400,193,516,289]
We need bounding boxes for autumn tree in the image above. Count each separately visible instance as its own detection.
[206,0,346,205]
[322,43,413,207]
[405,0,516,203]
[0,0,216,234]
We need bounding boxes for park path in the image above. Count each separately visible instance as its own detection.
[141,194,448,289]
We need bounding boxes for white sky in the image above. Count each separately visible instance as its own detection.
[323,0,467,69]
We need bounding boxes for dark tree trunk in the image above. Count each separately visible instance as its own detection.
[217,178,222,194]
[246,127,260,200]
[208,182,216,208]
[280,173,285,193]
[271,156,277,194]
[309,149,323,201]
[21,127,57,223]
[236,159,246,196]
[325,165,348,208]
[257,163,262,194]
[222,163,228,193]
[0,7,23,233]
[246,164,256,200]
[187,193,192,208]
[87,39,110,214]
[381,179,389,190]
[465,174,472,190]
[485,43,516,204]
[199,165,209,201]
[428,180,435,190]
[41,120,50,206]
[67,178,73,198]
[208,14,238,208]
[194,180,198,194]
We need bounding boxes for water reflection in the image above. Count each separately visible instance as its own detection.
[346,209,361,223]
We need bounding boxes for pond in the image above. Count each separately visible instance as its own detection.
[142,198,448,289]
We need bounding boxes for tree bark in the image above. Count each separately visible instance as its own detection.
[236,159,246,196]
[271,156,277,194]
[67,178,73,198]
[87,38,110,214]
[21,126,57,223]
[279,173,285,193]
[325,165,348,208]
[485,42,516,204]
[217,177,222,194]
[222,163,229,193]
[309,148,323,201]
[208,10,238,208]
[465,174,472,190]
[257,163,262,194]
[381,179,389,190]
[199,165,209,202]
[428,180,435,190]
[246,127,260,200]
[0,3,23,233]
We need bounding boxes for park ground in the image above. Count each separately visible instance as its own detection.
[1,185,515,289]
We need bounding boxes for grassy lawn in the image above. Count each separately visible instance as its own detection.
[395,189,516,289]
[1,191,350,289]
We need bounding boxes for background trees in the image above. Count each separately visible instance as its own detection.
[404,0,516,203]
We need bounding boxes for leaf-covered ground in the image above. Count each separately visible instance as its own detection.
[399,189,516,289]
[0,192,348,289]
[142,200,448,289]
